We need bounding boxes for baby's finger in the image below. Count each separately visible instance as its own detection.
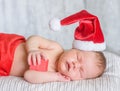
[36,53,41,65]
[58,73,71,82]
[28,53,32,65]
[31,54,37,66]
[40,53,48,61]
[64,76,71,81]
[61,77,70,82]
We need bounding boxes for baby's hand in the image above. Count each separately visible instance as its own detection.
[56,72,71,82]
[28,50,48,66]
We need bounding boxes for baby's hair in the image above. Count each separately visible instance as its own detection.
[95,51,106,77]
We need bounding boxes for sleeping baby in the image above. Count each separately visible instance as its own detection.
[0,10,106,84]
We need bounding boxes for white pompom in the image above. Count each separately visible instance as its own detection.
[49,18,61,31]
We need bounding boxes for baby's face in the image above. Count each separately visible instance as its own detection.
[57,49,100,80]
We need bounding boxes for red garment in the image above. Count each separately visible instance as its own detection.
[30,58,48,72]
[0,33,25,76]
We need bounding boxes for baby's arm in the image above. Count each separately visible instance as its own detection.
[24,70,70,84]
[24,35,66,83]
[26,35,63,52]
[26,35,63,65]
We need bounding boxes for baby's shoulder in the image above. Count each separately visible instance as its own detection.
[50,41,63,52]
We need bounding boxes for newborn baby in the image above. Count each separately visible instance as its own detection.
[19,34,106,83]
[0,33,106,84]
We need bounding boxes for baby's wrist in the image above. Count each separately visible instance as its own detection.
[27,49,40,53]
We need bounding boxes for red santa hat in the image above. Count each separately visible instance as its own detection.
[49,10,106,51]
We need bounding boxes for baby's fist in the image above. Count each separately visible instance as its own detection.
[56,73,71,82]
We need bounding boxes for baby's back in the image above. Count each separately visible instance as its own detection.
[10,43,28,76]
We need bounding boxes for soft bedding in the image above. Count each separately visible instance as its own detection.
[0,51,120,91]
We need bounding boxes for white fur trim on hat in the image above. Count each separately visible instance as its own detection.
[72,40,106,51]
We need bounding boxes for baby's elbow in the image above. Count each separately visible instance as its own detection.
[24,70,45,84]
[24,70,31,82]
[24,70,36,84]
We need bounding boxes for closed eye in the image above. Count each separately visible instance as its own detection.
[77,53,82,63]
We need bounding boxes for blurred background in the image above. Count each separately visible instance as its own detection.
[0,0,120,55]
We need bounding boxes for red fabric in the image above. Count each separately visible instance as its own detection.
[0,33,25,76]
[30,59,48,72]
[61,10,104,43]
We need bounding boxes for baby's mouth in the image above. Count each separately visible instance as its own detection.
[66,62,70,71]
